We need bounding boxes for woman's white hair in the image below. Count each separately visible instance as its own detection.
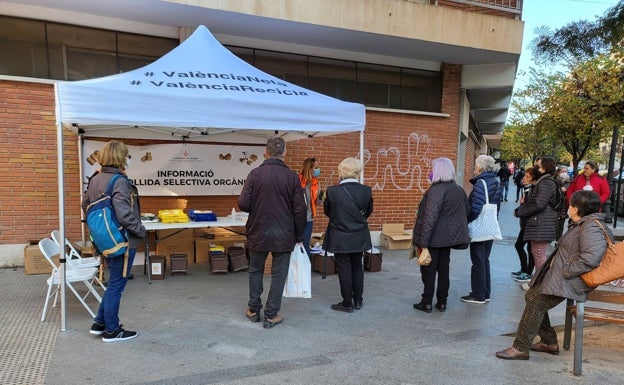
[475,154,495,173]
[430,157,456,183]
[338,157,362,179]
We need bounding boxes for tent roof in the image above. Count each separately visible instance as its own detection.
[55,25,365,143]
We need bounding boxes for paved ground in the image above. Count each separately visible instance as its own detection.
[2,199,624,385]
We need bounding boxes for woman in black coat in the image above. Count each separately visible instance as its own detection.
[323,157,373,313]
[514,157,558,276]
[412,158,470,313]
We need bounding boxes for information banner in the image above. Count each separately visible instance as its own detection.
[82,140,263,196]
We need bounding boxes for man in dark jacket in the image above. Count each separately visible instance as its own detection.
[497,163,512,202]
[238,136,307,329]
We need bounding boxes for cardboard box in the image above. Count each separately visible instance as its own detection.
[195,237,246,264]
[24,245,58,275]
[156,228,195,264]
[379,223,412,250]
[194,226,246,239]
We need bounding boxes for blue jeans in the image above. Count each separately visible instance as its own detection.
[94,249,135,332]
[501,180,509,200]
[303,221,314,261]
[248,249,291,319]
[469,241,492,301]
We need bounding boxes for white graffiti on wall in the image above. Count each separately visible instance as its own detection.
[364,132,432,192]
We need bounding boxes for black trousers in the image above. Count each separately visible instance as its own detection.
[334,252,364,306]
[515,223,534,275]
[515,184,523,201]
[419,247,451,305]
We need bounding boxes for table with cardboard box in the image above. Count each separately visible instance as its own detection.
[143,217,247,283]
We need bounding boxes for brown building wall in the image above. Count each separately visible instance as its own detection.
[0,63,468,245]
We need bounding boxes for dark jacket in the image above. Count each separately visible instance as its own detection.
[238,158,307,253]
[515,174,558,242]
[536,213,611,301]
[468,171,501,223]
[497,166,511,182]
[412,181,470,248]
[82,167,146,249]
[322,180,373,253]
[513,169,525,185]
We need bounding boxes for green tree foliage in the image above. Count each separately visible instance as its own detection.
[508,52,624,173]
[531,1,624,64]
[515,1,624,173]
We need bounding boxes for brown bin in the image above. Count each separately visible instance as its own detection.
[313,253,335,275]
[228,246,248,272]
[364,252,382,272]
[149,254,166,280]
[210,251,229,274]
[170,253,188,275]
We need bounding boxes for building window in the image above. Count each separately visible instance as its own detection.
[0,15,177,80]
[0,15,443,112]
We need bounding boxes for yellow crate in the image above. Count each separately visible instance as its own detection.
[158,209,189,223]
[159,217,189,223]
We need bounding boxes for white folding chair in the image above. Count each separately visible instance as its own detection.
[50,230,106,291]
[38,238,104,321]
[51,229,101,268]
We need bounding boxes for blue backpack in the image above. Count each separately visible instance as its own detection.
[85,174,128,258]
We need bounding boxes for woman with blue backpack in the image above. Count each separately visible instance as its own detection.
[83,140,146,342]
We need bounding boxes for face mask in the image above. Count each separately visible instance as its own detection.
[428,172,433,182]
[124,155,132,170]
[313,168,321,177]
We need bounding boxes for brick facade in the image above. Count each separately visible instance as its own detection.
[0,63,471,253]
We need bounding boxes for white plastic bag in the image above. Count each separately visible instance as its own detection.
[283,244,312,298]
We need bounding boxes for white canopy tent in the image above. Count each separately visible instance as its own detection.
[53,25,366,330]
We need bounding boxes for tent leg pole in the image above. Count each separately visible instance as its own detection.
[57,122,67,332]
[78,135,86,244]
[359,131,365,183]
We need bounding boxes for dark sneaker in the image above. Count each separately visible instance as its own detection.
[510,271,523,277]
[331,303,354,313]
[413,302,433,313]
[460,295,486,304]
[245,308,261,322]
[101,328,137,342]
[513,273,532,282]
[89,322,105,335]
[90,322,123,335]
[263,314,283,329]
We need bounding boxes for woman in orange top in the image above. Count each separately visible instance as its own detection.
[299,157,321,261]
[566,160,610,206]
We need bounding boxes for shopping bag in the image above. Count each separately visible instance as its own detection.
[468,179,502,242]
[283,244,312,298]
[581,219,624,287]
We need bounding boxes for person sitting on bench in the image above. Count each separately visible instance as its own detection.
[495,190,611,360]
